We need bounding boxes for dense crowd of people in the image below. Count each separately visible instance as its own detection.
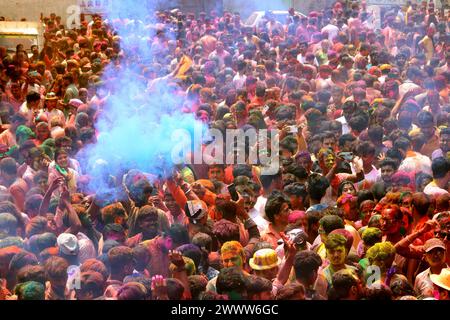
[0,0,449,300]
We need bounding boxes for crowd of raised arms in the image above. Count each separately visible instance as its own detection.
[0,0,449,300]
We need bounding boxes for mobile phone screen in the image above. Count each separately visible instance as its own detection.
[227,184,239,201]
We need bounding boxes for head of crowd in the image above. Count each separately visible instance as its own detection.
[0,0,449,300]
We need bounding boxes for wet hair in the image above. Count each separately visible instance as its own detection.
[192,232,213,252]
[246,274,273,296]
[265,192,290,223]
[166,278,185,300]
[324,233,347,250]
[329,269,359,300]
[293,250,322,280]
[366,282,393,300]
[411,192,430,217]
[188,275,208,299]
[280,136,298,154]
[260,170,282,190]
[417,111,434,126]
[100,202,126,225]
[107,246,133,275]
[216,266,247,295]
[16,265,46,285]
[370,183,386,201]
[167,224,190,247]
[9,251,38,276]
[393,137,411,152]
[0,157,17,175]
[132,245,150,272]
[275,283,305,300]
[390,275,414,299]
[80,259,109,281]
[284,183,308,201]
[232,164,252,179]
[431,157,450,179]
[357,190,374,206]
[44,256,69,283]
[338,134,356,148]
[177,244,202,272]
[24,194,43,215]
[0,213,18,236]
[78,271,106,299]
[26,91,41,104]
[25,216,48,238]
[319,215,344,235]
[307,174,330,201]
[348,115,369,133]
[368,125,384,143]
[379,158,398,171]
[116,282,147,300]
[213,219,240,244]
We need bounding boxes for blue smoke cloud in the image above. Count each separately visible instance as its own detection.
[77,0,203,202]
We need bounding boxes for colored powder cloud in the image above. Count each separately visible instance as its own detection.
[77,0,203,202]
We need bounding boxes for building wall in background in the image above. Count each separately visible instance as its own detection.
[0,0,225,22]
[0,0,76,21]
[0,0,341,24]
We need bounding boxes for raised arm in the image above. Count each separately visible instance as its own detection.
[39,177,64,216]
[395,220,437,259]
[169,250,192,300]
[57,185,82,235]
[276,233,297,286]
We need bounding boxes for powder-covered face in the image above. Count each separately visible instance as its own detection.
[56,153,69,169]
[325,152,335,169]
[221,250,243,268]
[343,200,359,221]
[139,214,159,237]
[360,202,375,220]
[425,248,446,267]
[380,208,401,235]
[327,245,347,266]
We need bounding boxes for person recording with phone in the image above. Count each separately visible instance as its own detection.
[317,147,364,200]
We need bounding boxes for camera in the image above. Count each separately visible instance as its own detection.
[338,152,354,162]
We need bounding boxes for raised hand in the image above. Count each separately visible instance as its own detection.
[151,275,168,300]
[377,152,386,162]
[280,232,297,259]
[169,250,185,269]
[191,182,206,198]
[49,177,65,193]
[420,219,439,234]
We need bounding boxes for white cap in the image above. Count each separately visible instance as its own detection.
[57,233,79,256]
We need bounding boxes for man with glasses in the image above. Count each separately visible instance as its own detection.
[414,238,448,299]
[380,204,404,244]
